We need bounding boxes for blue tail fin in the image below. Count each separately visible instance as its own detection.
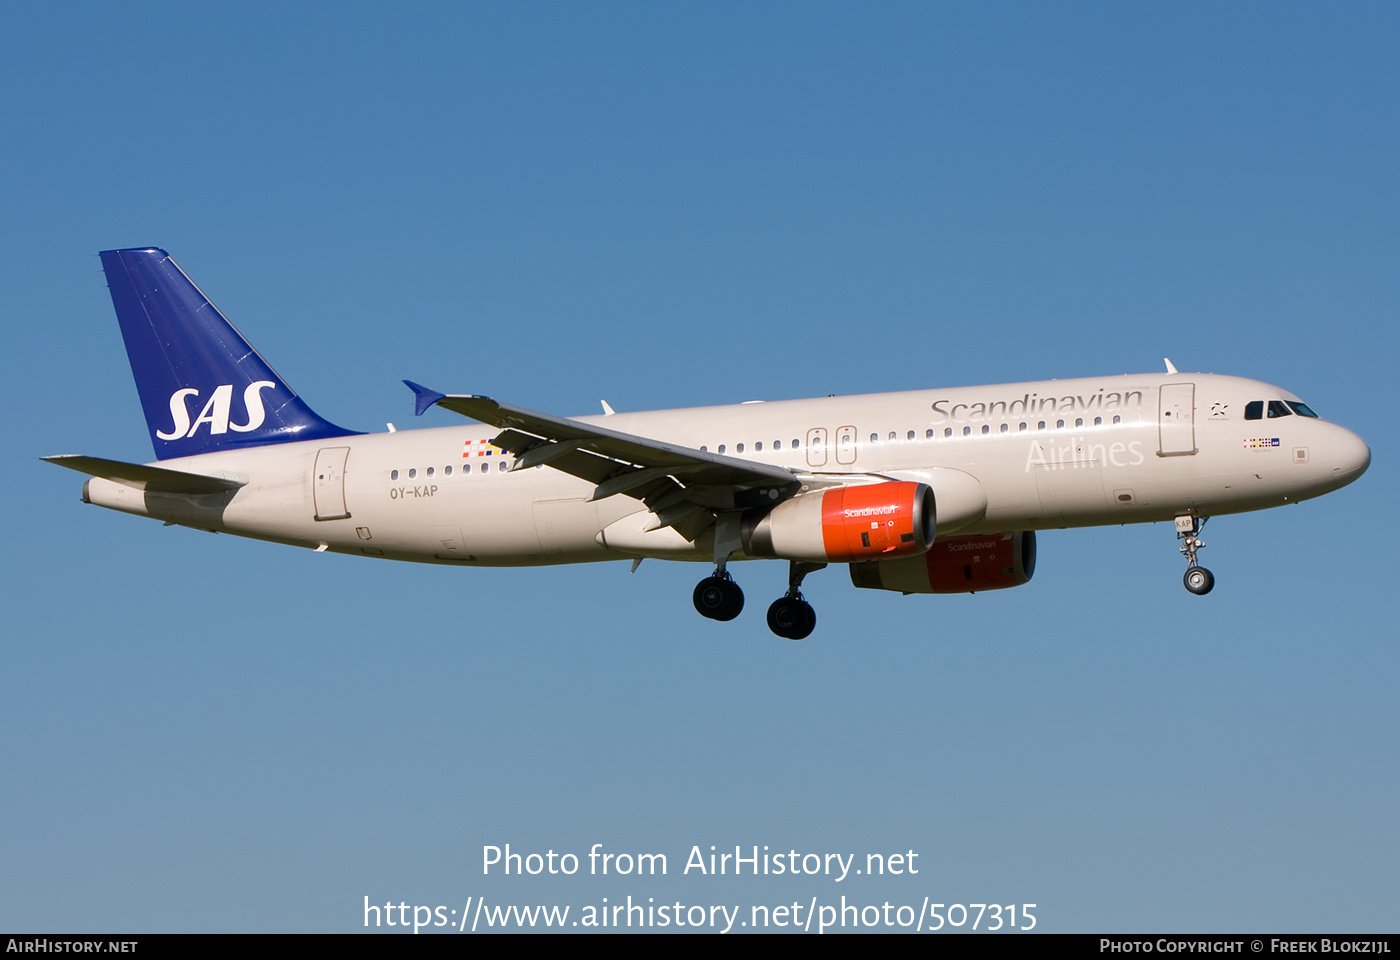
[100,248,359,460]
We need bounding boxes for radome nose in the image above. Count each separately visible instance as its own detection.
[1330,427,1371,486]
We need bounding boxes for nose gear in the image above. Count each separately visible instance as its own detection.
[1176,515,1214,596]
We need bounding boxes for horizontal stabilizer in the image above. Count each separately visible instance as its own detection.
[42,455,246,494]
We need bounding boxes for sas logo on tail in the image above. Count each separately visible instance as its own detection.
[157,381,277,440]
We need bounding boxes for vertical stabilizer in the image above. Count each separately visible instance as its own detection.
[99,248,358,460]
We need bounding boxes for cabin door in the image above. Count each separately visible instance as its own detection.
[313,446,351,520]
[1158,384,1197,457]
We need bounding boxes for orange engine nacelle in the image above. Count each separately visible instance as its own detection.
[745,481,936,564]
[849,531,1037,594]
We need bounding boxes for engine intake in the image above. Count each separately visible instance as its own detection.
[746,481,935,563]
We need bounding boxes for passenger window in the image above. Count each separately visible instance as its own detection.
[1268,400,1292,419]
[1245,401,1264,420]
[463,463,471,474]
[1000,423,1008,434]
[426,467,434,477]
[926,429,934,438]
[391,469,399,480]
[1056,419,1065,429]
[870,433,878,443]
[1112,415,1121,425]
[981,425,990,435]
[962,426,971,437]
[1019,422,1027,432]
[408,468,417,479]
[944,428,953,438]
[444,465,452,476]
[736,443,744,453]
[907,430,915,440]
[1094,417,1102,426]
[755,441,763,451]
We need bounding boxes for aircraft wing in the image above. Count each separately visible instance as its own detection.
[404,382,799,532]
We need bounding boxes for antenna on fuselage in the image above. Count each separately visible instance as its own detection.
[1163,358,1179,374]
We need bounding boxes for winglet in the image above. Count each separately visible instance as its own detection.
[403,380,447,417]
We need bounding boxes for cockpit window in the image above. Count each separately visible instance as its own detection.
[1286,401,1319,418]
[1244,400,1263,421]
[1267,400,1293,419]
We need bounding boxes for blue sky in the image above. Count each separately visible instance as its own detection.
[3,3,1396,933]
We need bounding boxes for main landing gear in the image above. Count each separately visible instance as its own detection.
[691,559,827,639]
[694,513,747,622]
[693,572,744,621]
[1176,515,1214,596]
[766,561,825,641]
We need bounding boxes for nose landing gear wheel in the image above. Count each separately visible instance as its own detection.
[1176,515,1214,596]
[1183,566,1215,596]
[693,575,744,621]
[767,596,816,640]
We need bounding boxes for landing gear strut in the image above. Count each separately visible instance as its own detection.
[1176,515,1214,596]
[766,561,825,640]
[694,513,746,622]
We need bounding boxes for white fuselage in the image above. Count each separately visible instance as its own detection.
[82,372,1371,567]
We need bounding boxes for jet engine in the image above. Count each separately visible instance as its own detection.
[848,531,1036,594]
[745,481,935,563]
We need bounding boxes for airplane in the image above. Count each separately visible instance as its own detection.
[46,248,1371,639]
